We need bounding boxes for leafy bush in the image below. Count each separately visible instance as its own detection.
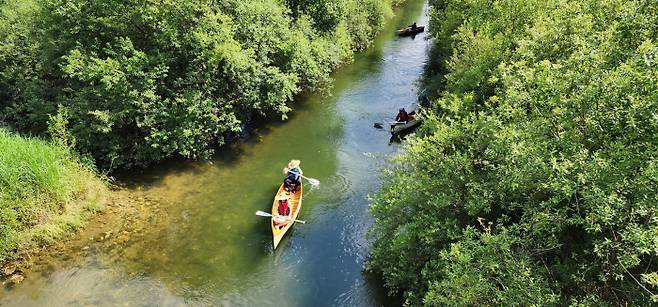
[369,0,658,305]
[0,0,399,169]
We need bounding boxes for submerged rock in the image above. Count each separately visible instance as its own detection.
[3,273,24,285]
[2,264,17,276]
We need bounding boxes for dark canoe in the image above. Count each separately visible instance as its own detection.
[390,111,423,135]
[397,26,425,36]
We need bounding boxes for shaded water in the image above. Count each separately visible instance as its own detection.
[1,1,430,305]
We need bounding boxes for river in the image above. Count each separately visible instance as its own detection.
[0,1,430,305]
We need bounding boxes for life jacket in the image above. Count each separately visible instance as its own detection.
[278,199,290,216]
[397,111,409,122]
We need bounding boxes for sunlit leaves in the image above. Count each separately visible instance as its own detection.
[0,0,396,169]
[370,0,658,305]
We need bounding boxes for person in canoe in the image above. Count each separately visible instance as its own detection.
[409,22,417,30]
[283,159,302,193]
[273,194,291,228]
[396,108,409,123]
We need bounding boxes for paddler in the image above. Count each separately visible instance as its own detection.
[274,194,291,228]
[283,159,302,193]
[396,108,409,123]
[276,194,291,216]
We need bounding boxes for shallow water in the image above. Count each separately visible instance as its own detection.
[0,1,430,305]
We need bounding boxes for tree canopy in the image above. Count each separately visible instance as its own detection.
[369,0,658,305]
[0,0,397,169]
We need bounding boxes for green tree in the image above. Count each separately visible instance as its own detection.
[0,0,401,169]
[369,0,658,305]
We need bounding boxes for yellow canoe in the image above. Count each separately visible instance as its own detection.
[271,181,303,249]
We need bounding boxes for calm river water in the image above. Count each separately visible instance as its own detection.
[1,1,430,305]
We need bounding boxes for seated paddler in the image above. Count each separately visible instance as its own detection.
[274,194,291,228]
[395,108,409,123]
[283,159,302,193]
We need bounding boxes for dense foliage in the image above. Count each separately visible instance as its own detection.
[0,0,397,169]
[369,0,658,305]
[0,129,104,262]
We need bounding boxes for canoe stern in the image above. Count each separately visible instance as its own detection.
[270,181,303,249]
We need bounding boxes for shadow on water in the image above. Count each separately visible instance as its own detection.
[388,125,422,144]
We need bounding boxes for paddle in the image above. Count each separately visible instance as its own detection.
[388,121,406,130]
[374,120,404,128]
[287,171,320,186]
[255,210,306,224]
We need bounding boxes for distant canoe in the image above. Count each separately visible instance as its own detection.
[391,110,423,135]
[397,26,425,36]
[271,181,303,249]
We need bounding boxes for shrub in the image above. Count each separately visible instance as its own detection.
[0,0,401,170]
[369,0,658,305]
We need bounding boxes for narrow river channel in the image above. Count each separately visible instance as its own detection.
[1,1,430,305]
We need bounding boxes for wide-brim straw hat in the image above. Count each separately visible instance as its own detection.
[288,160,301,169]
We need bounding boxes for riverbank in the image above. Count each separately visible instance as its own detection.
[1,185,166,286]
[0,130,193,287]
[369,0,658,305]
[0,129,108,285]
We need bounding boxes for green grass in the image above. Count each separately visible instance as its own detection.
[0,129,106,262]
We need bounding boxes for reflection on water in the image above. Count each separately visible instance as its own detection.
[0,0,430,305]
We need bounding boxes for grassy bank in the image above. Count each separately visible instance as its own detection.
[0,129,106,266]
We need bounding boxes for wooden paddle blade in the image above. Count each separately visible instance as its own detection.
[256,210,272,217]
[307,178,320,186]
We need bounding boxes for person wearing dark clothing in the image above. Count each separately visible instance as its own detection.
[283,159,302,193]
[396,108,409,123]
[284,174,298,193]
[410,22,417,30]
